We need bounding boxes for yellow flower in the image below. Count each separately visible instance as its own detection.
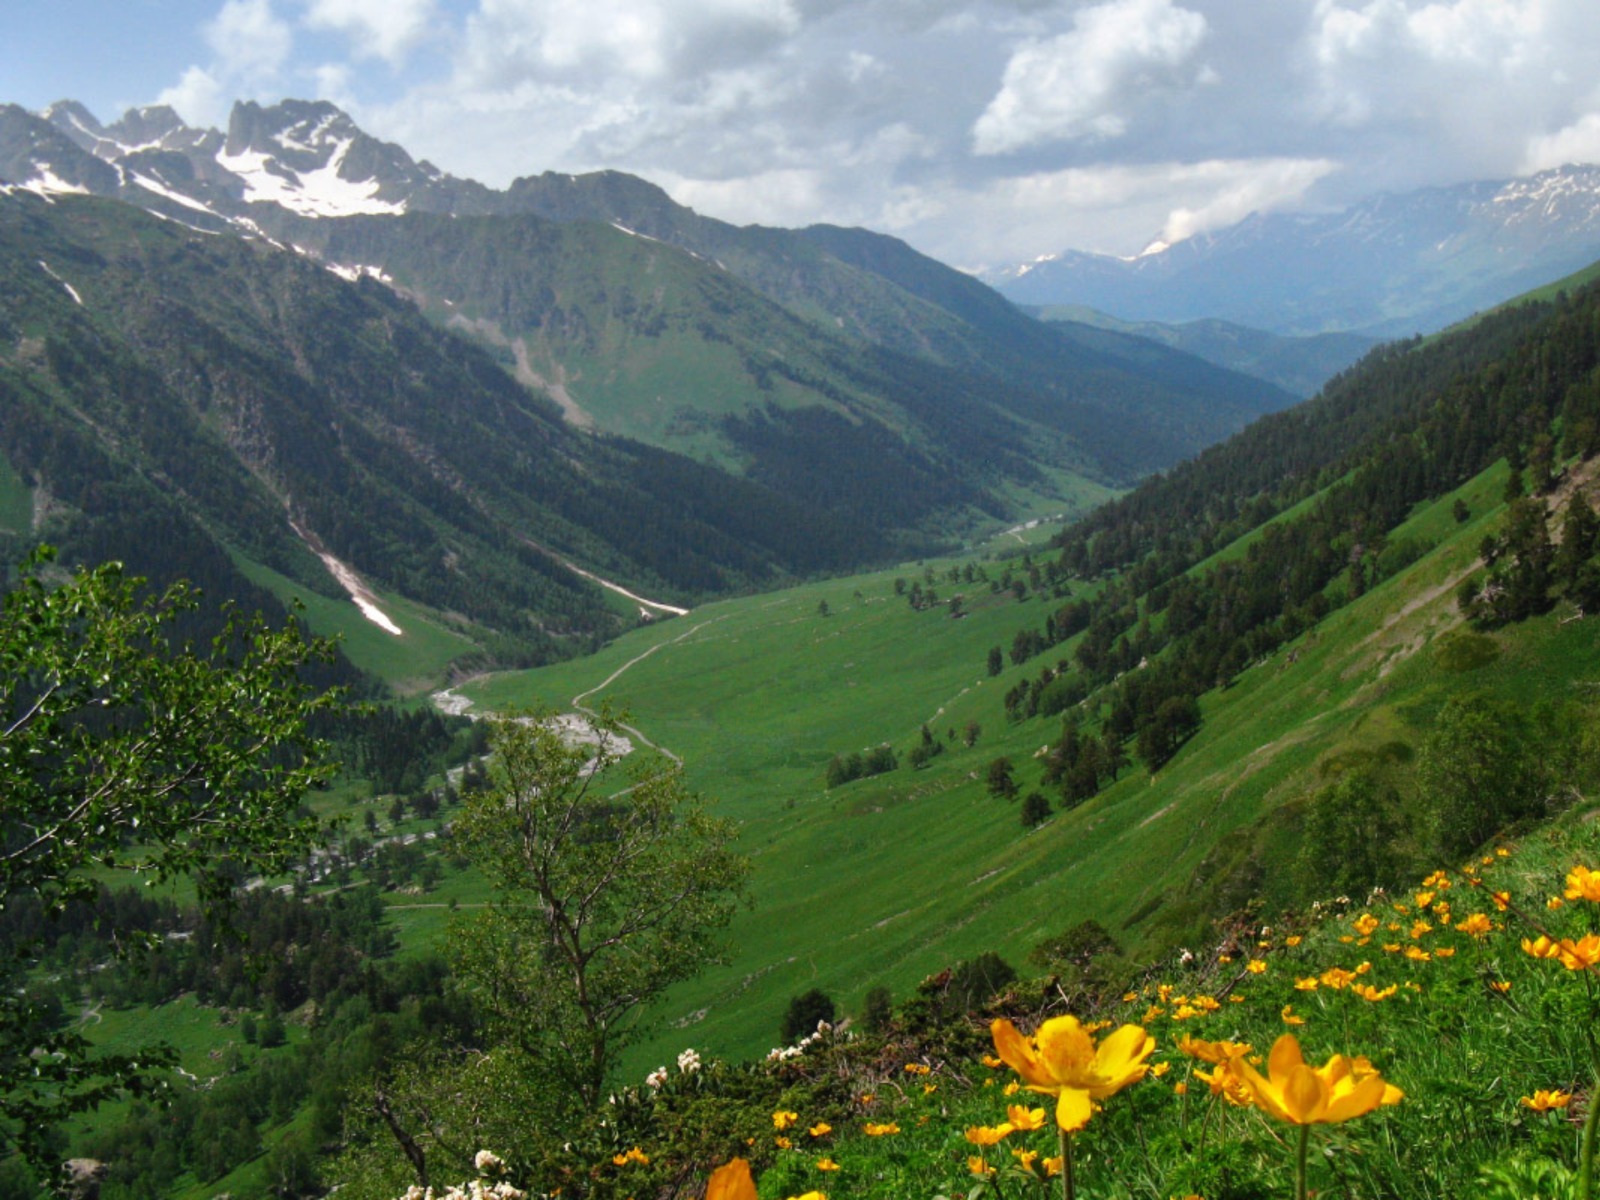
[1523,933,1600,970]
[1415,890,1435,909]
[1403,946,1431,962]
[707,1158,755,1200]
[815,1159,839,1173]
[807,1123,831,1138]
[857,1094,874,1105]
[1320,967,1356,990]
[1549,897,1566,910]
[1490,890,1511,912]
[1455,913,1494,937]
[923,1083,938,1095]
[775,1137,792,1150]
[1194,1061,1253,1107]
[773,1111,799,1130]
[1042,1157,1063,1177]
[1122,991,1139,1003]
[1246,959,1268,974]
[964,1125,1012,1147]
[1006,1105,1048,1131]
[981,1054,1004,1069]
[1353,983,1397,1002]
[1434,947,1456,959]
[1521,1089,1573,1112]
[968,1157,995,1177]
[1176,1034,1252,1065]
[1294,976,1320,991]
[1151,1061,1171,1076]
[784,1193,826,1200]
[1281,1005,1305,1026]
[863,1122,899,1136]
[1286,935,1303,947]
[1003,1081,1021,1096]
[1490,980,1512,994]
[903,1062,930,1075]
[614,1148,650,1167]
[1409,920,1433,940]
[1012,1148,1039,1174]
[1173,1081,1188,1095]
[1236,1035,1403,1125]
[1566,865,1600,902]
[1218,954,1233,963]
[1353,914,1380,937]
[1422,870,1451,889]
[991,1015,1156,1132]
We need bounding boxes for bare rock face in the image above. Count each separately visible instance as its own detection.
[61,1159,107,1200]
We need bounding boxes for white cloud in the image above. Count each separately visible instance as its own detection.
[302,0,436,64]
[206,0,294,82]
[457,0,801,84]
[156,66,228,128]
[1523,112,1600,173]
[972,0,1208,154]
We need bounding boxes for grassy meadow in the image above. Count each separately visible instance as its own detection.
[448,447,1598,1081]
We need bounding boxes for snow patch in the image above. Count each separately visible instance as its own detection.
[131,173,219,217]
[37,261,83,306]
[218,137,405,218]
[326,262,394,285]
[18,165,89,201]
[289,520,404,635]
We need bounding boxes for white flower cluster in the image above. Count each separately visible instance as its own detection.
[397,1153,523,1200]
[645,1066,669,1089]
[677,1047,701,1073]
[765,1019,834,1062]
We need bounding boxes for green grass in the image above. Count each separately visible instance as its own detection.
[229,548,482,694]
[446,451,1597,1083]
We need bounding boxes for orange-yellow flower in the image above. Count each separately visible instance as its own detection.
[1286,935,1303,947]
[968,1157,995,1177]
[981,1054,1004,1069]
[1353,983,1397,1002]
[1523,934,1600,970]
[1006,1104,1048,1131]
[1235,1035,1402,1125]
[964,1125,1012,1147]
[1321,967,1356,990]
[1455,913,1494,938]
[807,1123,831,1138]
[1281,1005,1305,1026]
[1011,1148,1040,1174]
[707,1158,755,1200]
[613,1148,650,1167]
[1353,914,1380,937]
[1194,1061,1253,1107]
[1294,976,1320,991]
[1489,980,1512,994]
[1521,1089,1573,1112]
[1246,959,1268,974]
[814,1158,839,1173]
[1566,866,1600,902]
[1176,1034,1252,1065]
[990,1015,1156,1132]
[1042,1156,1063,1176]
[863,1122,898,1137]
[773,1111,799,1130]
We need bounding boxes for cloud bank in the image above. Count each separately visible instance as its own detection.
[141,0,1600,269]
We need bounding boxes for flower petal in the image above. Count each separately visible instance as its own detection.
[707,1158,756,1200]
[1055,1086,1094,1132]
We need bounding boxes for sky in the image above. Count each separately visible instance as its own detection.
[7,0,1600,270]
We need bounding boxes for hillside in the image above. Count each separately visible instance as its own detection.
[446,268,1600,1071]
[0,191,909,675]
[1,98,1297,489]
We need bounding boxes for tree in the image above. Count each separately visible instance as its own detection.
[1418,695,1541,857]
[861,985,893,1035]
[451,712,748,1110]
[986,756,1018,801]
[781,988,836,1043]
[0,548,340,1170]
[986,646,1004,676]
[1297,768,1403,900]
[1020,791,1051,828]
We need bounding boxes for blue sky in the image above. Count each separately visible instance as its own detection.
[8,0,1600,271]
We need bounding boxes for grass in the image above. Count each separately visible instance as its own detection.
[228,548,482,695]
[445,448,1598,1084]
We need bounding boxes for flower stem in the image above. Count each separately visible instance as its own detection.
[1580,1067,1600,1200]
[1059,1127,1075,1200]
[1295,1124,1310,1200]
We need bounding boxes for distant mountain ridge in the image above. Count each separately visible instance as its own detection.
[0,97,1296,490]
[986,166,1600,337]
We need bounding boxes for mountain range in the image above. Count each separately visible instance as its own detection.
[0,97,1312,675]
[987,165,1600,337]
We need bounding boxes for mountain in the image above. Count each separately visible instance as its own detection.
[0,99,1296,490]
[0,190,908,673]
[987,166,1600,337]
[1027,305,1379,398]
